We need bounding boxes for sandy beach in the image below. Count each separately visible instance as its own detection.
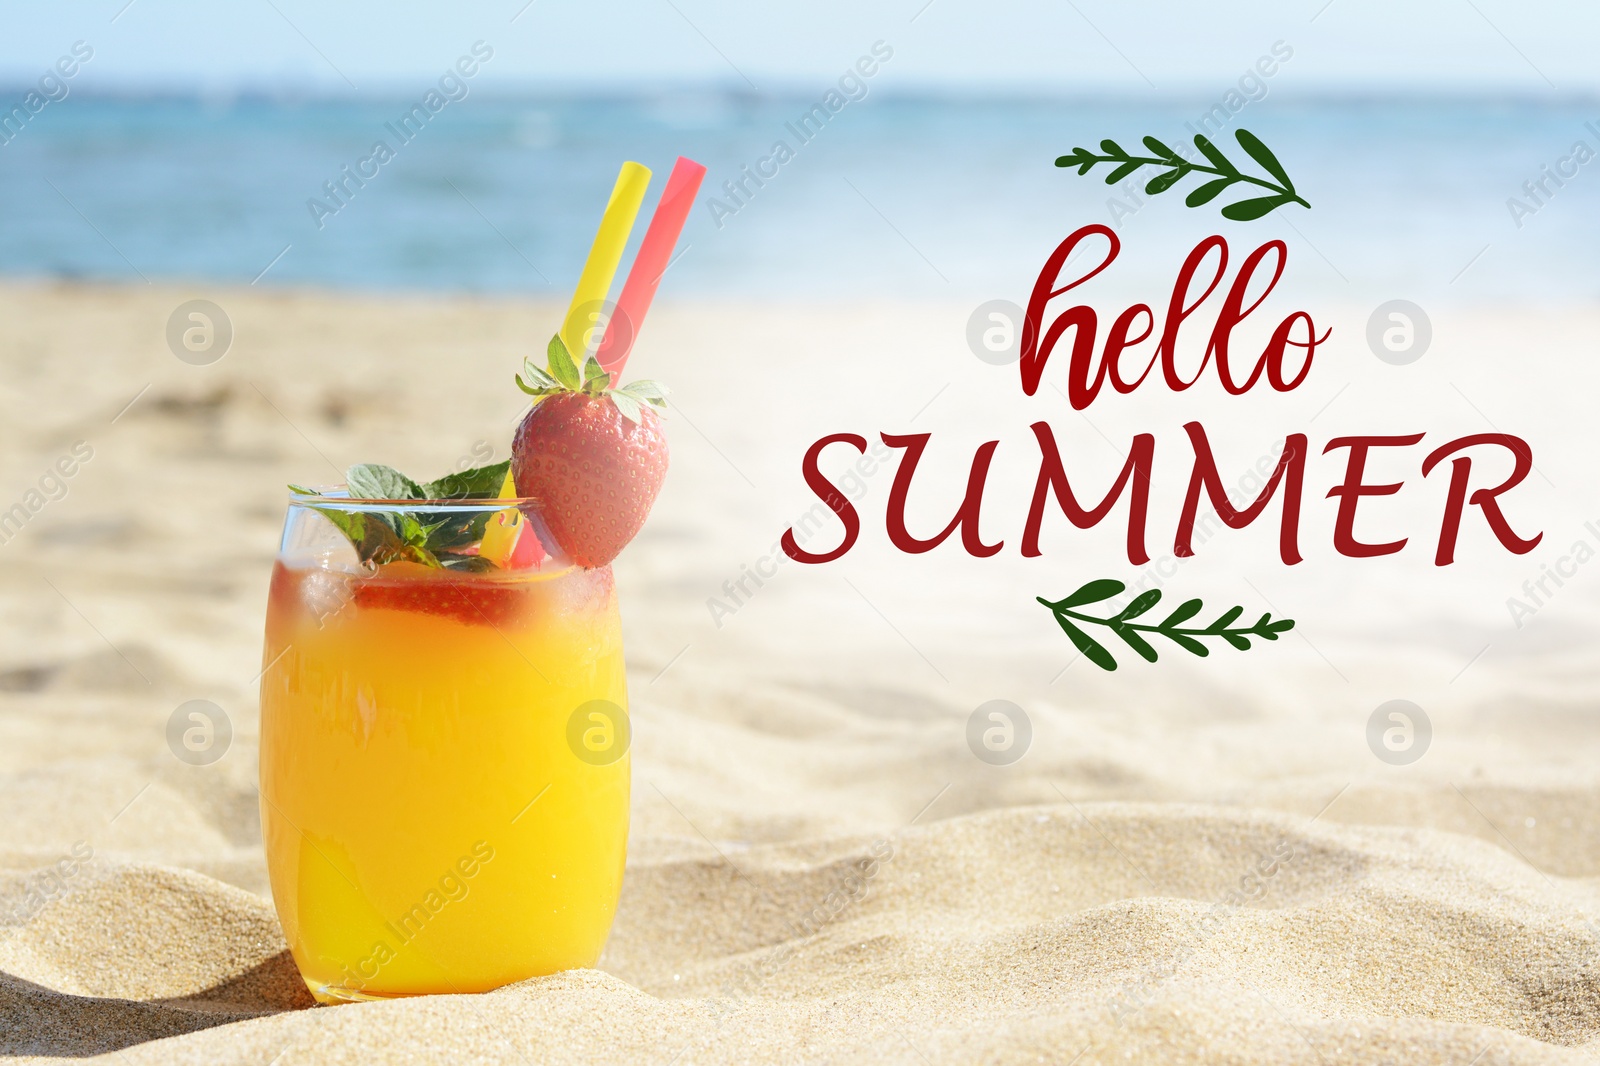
[2,281,1598,1064]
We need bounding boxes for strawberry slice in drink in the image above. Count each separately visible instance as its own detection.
[270,560,530,630]
[347,562,528,629]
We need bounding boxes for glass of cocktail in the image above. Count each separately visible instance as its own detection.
[258,154,697,1003]
[259,492,630,1002]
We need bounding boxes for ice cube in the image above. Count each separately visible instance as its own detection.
[300,568,356,627]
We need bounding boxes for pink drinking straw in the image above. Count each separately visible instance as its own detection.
[596,156,706,380]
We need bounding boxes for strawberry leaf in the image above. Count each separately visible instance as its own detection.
[610,391,643,425]
[517,360,559,396]
[617,379,670,407]
[582,356,610,394]
[546,333,581,391]
[522,359,558,387]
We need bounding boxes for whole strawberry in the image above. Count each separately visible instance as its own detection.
[512,335,669,568]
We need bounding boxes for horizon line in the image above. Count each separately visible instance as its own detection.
[0,83,1595,107]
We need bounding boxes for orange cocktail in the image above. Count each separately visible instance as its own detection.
[259,156,692,1003]
[259,497,630,1002]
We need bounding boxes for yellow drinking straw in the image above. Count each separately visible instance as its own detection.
[478,468,524,566]
[561,161,652,358]
[483,161,653,566]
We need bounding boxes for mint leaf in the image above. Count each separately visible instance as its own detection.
[423,511,492,552]
[288,483,324,496]
[438,553,496,573]
[307,505,405,566]
[390,512,431,547]
[347,463,424,501]
[397,542,442,568]
[309,504,372,552]
[300,460,506,572]
[422,460,510,501]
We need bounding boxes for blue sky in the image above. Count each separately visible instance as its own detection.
[0,0,1592,96]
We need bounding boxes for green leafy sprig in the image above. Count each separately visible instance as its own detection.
[1055,128,1309,220]
[289,459,511,572]
[516,334,669,424]
[1038,578,1295,672]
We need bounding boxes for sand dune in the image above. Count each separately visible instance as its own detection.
[1,283,1598,1063]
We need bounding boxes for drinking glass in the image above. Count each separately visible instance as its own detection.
[259,492,630,1002]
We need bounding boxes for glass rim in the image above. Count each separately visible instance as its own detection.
[288,487,541,511]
